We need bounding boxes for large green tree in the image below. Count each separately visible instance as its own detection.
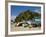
[14,10,41,23]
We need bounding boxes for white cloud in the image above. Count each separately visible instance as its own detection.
[11,16,16,21]
[34,9,41,14]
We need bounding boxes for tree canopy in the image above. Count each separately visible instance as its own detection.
[14,10,41,23]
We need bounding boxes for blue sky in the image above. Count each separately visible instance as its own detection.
[11,5,41,20]
[11,5,41,16]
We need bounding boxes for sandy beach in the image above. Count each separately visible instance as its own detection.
[11,24,41,32]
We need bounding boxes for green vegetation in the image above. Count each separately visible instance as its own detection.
[14,10,41,23]
[12,10,41,28]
